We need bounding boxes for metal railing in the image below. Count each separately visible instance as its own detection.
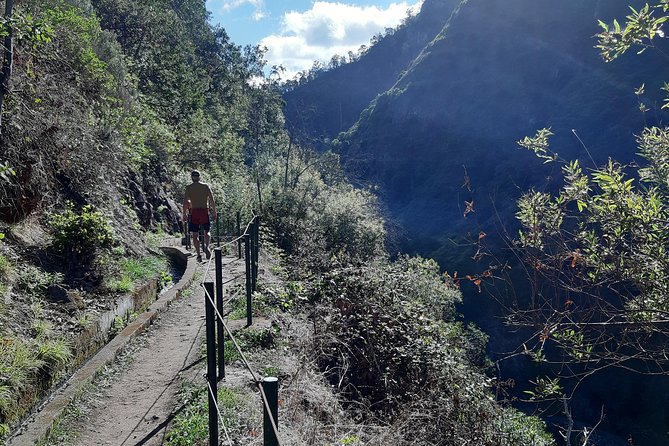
[183,211,244,257]
[198,214,281,446]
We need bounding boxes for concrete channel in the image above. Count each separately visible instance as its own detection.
[8,242,197,446]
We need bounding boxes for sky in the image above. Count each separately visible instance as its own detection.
[205,1,424,79]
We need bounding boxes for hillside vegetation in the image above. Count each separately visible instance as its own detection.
[0,0,554,444]
[284,0,669,256]
[283,0,669,443]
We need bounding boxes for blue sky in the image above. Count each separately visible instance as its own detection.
[205,1,423,78]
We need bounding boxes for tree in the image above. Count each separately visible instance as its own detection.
[513,134,669,370]
[0,1,52,134]
[242,76,286,212]
[0,0,14,133]
[497,3,669,442]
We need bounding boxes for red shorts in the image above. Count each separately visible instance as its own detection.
[189,208,210,232]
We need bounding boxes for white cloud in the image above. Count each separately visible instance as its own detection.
[260,1,423,79]
[209,0,266,21]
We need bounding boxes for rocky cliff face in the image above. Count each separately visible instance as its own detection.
[125,164,182,234]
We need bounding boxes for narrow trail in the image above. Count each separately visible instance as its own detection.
[71,254,246,446]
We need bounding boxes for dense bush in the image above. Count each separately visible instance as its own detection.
[307,185,386,260]
[49,204,114,259]
[263,152,386,269]
[310,258,553,445]
[313,260,462,414]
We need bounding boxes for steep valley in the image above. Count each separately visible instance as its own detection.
[283,0,669,443]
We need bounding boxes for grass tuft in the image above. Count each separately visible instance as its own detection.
[165,385,243,446]
[31,319,53,338]
[36,339,72,368]
[0,384,11,413]
[0,334,73,437]
[0,254,11,279]
[0,337,44,425]
[105,275,132,293]
[223,327,276,365]
[105,255,169,293]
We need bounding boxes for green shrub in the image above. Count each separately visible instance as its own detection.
[16,265,63,295]
[264,160,386,269]
[0,254,11,279]
[308,185,386,260]
[312,260,553,444]
[43,3,114,92]
[50,204,114,258]
[314,260,462,413]
[165,385,243,446]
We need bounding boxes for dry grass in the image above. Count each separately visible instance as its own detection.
[219,313,390,446]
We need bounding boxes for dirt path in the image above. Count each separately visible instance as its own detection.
[71,254,246,446]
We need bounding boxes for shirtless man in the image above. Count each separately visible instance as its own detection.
[182,170,217,262]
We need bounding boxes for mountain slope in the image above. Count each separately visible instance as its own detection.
[282,0,460,142]
[283,2,669,443]
[285,0,669,254]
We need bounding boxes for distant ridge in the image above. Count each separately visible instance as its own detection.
[283,0,461,141]
[285,0,669,244]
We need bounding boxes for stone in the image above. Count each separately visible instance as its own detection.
[46,284,73,304]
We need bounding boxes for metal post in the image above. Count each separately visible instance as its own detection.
[214,248,225,380]
[256,217,259,287]
[262,377,279,446]
[203,282,218,446]
[252,216,260,292]
[245,234,252,327]
[185,211,191,251]
[237,211,242,259]
[256,217,260,288]
[216,214,220,248]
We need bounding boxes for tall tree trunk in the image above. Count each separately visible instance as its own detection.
[283,135,293,190]
[254,141,263,213]
[0,0,15,135]
[255,174,263,213]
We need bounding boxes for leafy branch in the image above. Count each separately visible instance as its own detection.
[517,128,559,164]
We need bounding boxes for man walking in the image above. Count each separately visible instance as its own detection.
[183,170,217,262]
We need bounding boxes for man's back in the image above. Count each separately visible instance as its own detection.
[185,182,210,208]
